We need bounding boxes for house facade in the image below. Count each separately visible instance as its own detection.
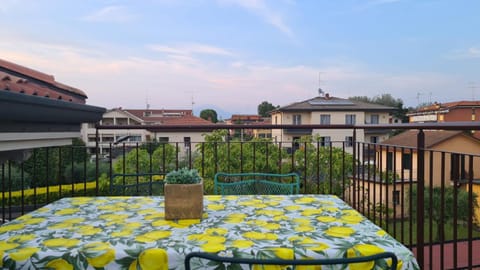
[370,130,480,220]
[81,108,213,157]
[270,93,396,153]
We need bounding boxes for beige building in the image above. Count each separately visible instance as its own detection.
[367,130,480,220]
[270,93,396,153]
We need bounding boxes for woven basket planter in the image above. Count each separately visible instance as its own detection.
[164,179,204,220]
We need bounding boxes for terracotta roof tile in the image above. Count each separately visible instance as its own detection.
[381,130,472,148]
[0,59,87,103]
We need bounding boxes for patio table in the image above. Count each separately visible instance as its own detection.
[0,195,419,269]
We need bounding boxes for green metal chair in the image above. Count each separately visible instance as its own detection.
[185,251,398,270]
[214,172,300,195]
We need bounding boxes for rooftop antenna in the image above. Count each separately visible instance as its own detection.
[146,92,150,110]
[318,72,325,97]
[416,92,423,106]
[185,91,195,111]
[469,82,477,100]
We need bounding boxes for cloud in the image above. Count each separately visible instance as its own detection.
[148,43,235,57]
[218,0,294,38]
[446,47,480,60]
[82,5,135,23]
[0,34,467,114]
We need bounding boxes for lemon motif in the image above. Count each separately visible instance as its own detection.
[129,259,138,270]
[136,231,172,243]
[206,228,228,235]
[207,204,225,211]
[83,242,115,268]
[295,225,315,232]
[201,242,226,252]
[284,205,301,211]
[347,244,385,270]
[324,226,355,238]
[316,216,336,223]
[111,230,132,237]
[0,223,25,233]
[138,248,168,270]
[8,234,35,243]
[46,258,74,270]
[55,208,78,215]
[24,218,46,225]
[232,239,254,248]
[43,238,80,248]
[9,247,40,261]
[0,241,19,251]
[295,197,317,204]
[206,195,223,201]
[301,209,322,216]
[341,215,363,224]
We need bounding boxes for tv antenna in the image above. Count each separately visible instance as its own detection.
[318,72,325,97]
[469,82,477,100]
[185,91,195,111]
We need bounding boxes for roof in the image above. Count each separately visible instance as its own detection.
[380,130,477,148]
[0,58,87,103]
[413,101,480,114]
[272,95,396,112]
[118,109,211,125]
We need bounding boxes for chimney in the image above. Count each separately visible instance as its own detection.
[325,93,330,99]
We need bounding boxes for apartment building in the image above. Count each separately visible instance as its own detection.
[270,93,396,153]
[225,114,272,139]
[408,100,480,138]
[81,108,213,157]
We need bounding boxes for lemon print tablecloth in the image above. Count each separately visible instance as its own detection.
[0,195,419,269]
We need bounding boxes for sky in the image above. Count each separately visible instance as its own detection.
[1,0,479,119]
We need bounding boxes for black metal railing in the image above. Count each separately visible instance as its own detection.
[2,122,480,269]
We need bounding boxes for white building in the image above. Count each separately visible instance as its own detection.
[270,93,396,153]
[81,108,213,157]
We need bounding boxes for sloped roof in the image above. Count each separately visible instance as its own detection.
[273,95,396,112]
[118,109,211,125]
[413,100,480,113]
[381,130,478,148]
[0,58,87,103]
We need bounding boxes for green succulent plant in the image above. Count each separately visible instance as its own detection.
[165,168,201,184]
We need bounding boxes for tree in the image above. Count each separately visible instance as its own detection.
[412,186,478,241]
[258,101,278,117]
[349,94,408,123]
[293,135,354,195]
[200,109,218,123]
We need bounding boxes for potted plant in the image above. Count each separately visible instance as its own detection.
[164,168,203,220]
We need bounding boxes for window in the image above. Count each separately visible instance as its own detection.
[292,114,301,125]
[320,136,331,147]
[370,136,379,143]
[451,154,466,181]
[393,190,400,205]
[345,114,356,125]
[345,136,353,147]
[370,114,379,124]
[184,137,191,148]
[159,137,169,143]
[386,152,393,171]
[402,153,412,170]
[320,114,331,125]
[275,116,278,125]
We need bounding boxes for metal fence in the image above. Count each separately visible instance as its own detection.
[2,122,480,269]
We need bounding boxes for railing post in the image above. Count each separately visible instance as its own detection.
[352,128,357,209]
[416,129,425,269]
[95,126,99,195]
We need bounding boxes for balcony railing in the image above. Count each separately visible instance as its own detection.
[2,122,480,269]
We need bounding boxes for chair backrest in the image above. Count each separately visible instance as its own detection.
[213,172,300,195]
[185,251,398,270]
